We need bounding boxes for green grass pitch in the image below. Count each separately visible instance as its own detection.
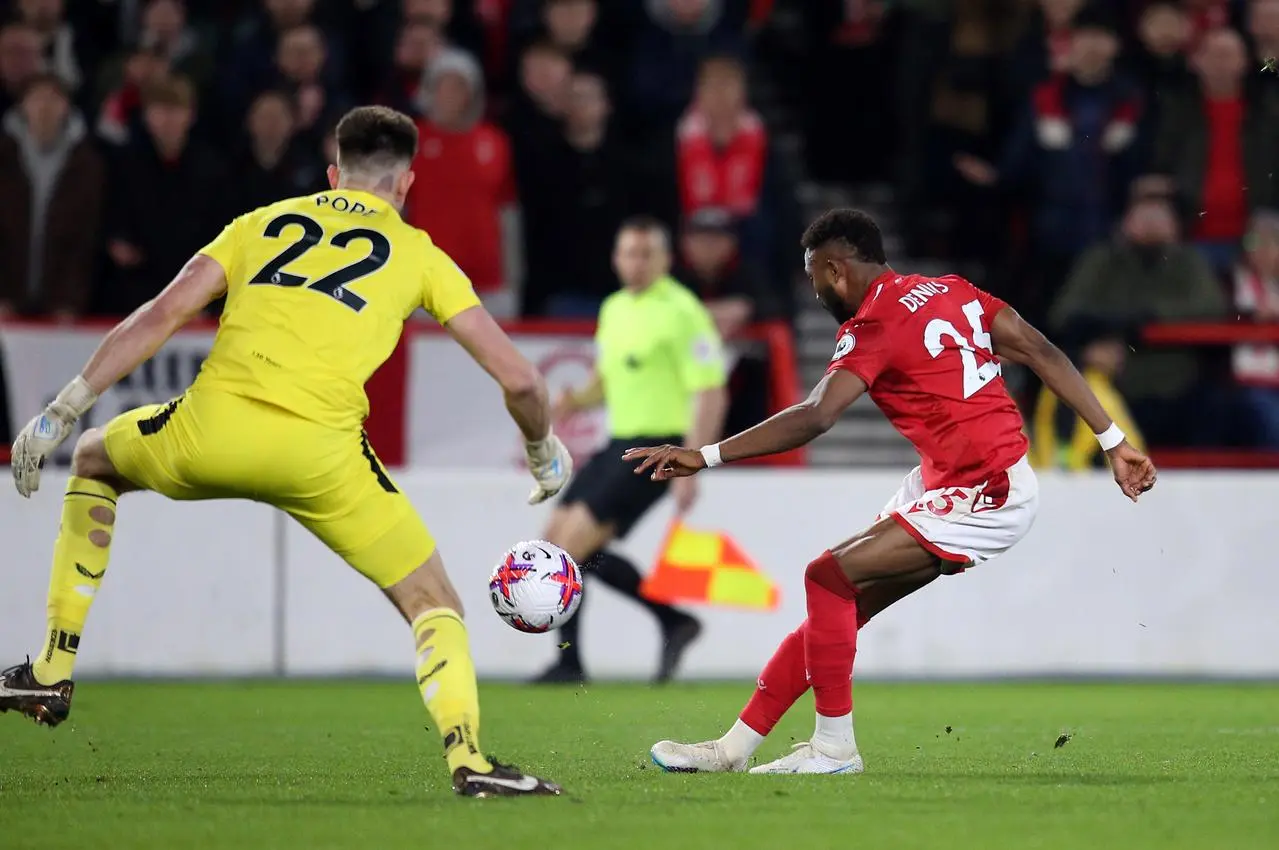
[2,680,1277,849]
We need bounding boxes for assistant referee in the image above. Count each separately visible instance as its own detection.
[535,216,729,684]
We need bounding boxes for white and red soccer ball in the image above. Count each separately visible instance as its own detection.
[489,540,583,633]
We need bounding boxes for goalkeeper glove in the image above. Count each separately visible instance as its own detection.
[11,376,97,498]
[524,432,572,505]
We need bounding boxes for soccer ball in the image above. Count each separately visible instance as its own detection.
[489,541,583,633]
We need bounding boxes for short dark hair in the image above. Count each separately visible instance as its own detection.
[618,214,671,247]
[1071,3,1119,36]
[801,209,887,264]
[335,105,418,173]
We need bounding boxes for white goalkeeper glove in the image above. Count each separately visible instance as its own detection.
[524,431,572,505]
[12,376,97,498]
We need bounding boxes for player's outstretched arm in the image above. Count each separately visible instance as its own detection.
[990,307,1157,501]
[445,306,572,504]
[624,369,865,479]
[10,253,228,497]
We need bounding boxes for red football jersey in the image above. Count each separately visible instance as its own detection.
[826,271,1029,489]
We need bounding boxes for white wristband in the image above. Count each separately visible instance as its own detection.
[699,443,723,468]
[1095,423,1125,452]
[50,375,98,420]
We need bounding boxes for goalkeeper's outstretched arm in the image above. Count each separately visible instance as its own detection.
[78,254,228,394]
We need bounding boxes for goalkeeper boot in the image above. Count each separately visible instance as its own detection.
[452,760,562,798]
[0,659,74,727]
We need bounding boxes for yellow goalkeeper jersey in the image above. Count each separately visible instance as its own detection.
[193,190,479,431]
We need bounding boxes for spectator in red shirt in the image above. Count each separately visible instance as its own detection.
[1149,27,1279,274]
[676,54,766,220]
[405,50,516,297]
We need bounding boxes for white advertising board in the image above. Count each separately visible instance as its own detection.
[0,469,1274,679]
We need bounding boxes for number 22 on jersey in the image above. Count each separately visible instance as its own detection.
[923,299,1000,399]
[249,213,391,313]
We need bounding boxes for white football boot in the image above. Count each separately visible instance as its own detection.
[650,739,747,773]
[748,740,865,775]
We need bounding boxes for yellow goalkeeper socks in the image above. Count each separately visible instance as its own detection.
[413,608,492,775]
[33,477,119,686]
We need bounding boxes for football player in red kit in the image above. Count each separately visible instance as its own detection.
[625,209,1157,775]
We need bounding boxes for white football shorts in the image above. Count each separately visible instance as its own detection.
[876,456,1039,571]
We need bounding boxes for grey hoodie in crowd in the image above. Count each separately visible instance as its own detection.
[2,107,87,298]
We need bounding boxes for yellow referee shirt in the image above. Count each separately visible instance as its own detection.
[596,275,727,438]
[194,190,480,431]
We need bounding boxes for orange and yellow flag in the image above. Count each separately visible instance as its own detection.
[640,522,780,611]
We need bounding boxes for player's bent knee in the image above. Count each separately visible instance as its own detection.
[805,550,859,597]
[69,429,118,480]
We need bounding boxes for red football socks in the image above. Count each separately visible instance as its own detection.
[803,550,859,718]
[740,622,810,735]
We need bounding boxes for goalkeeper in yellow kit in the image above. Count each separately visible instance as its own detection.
[0,106,572,798]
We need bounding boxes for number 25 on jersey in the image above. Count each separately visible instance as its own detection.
[924,299,1000,399]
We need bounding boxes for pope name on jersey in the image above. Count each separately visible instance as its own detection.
[198,189,478,431]
[825,272,1028,489]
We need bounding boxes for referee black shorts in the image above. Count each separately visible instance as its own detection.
[559,435,683,538]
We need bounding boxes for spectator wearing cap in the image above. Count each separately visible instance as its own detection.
[0,73,103,319]
[518,69,661,317]
[673,207,780,436]
[0,23,45,116]
[1148,27,1279,275]
[674,208,777,339]
[100,75,228,316]
[1231,210,1279,446]
[233,89,324,214]
[956,4,1143,326]
[405,51,517,302]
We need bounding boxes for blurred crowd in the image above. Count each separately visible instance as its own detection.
[1,0,1278,453]
[0,0,798,331]
[883,0,1279,450]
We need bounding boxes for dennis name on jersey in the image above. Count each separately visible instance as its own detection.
[898,279,950,313]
